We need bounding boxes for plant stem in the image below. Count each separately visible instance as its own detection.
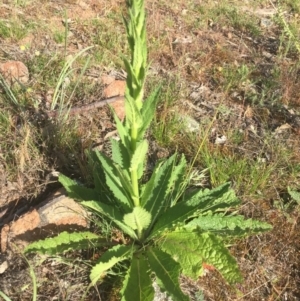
[131,125,140,207]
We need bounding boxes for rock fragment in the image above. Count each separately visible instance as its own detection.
[0,61,29,87]
[1,189,89,252]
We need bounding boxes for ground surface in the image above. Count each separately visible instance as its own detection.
[0,0,300,300]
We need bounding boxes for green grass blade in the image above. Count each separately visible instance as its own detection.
[51,46,93,111]
[0,73,20,106]
[166,154,187,206]
[0,291,12,301]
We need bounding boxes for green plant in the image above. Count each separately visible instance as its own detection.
[221,63,253,92]
[273,1,300,56]
[24,0,272,300]
[285,0,300,13]
[50,46,92,120]
[91,17,127,67]
[273,186,300,221]
[0,73,25,106]
[287,186,300,206]
[0,19,31,40]
[225,7,261,36]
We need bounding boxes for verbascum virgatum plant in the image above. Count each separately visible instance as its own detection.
[24,0,272,300]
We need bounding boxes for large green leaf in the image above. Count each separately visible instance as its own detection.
[140,159,163,207]
[111,138,131,177]
[130,139,148,179]
[198,189,241,213]
[121,254,154,301]
[24,231,105,255]
[185,213,272,236]
[111,105,131,151]
[97,151,132,211]
[160,229,243,284]
[87,151,118,206]
[115,164,136,203]
[123,207,151,231]
[148,183,239,240]
[124,91,143,127]
[59,174,100,202]
[81,200,138,240]
[185,183,240,212]
[124,59,140,104]
[88,150,124,207]
[165,154,187,207]
[138,86,161,140]
[123,19,134,54]
[143,154,182,233]
[90,245,135,285]
[146,247,189,301]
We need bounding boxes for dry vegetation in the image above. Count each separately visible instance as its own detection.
[0,0,300,300]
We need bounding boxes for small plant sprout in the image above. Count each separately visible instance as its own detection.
[24,0,272,300]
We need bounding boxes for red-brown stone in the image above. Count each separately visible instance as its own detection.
[1,189,89,252]
[0,61,29,87]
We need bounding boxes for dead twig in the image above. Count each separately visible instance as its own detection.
[46,95,125,118]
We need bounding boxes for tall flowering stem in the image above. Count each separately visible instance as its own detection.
[123,0,147,209]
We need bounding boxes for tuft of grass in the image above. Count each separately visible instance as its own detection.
[219,63,254,92]
[89,18,128,67]
[53,29,66,44]
[0,18,36,41]
[284,0,300,14]
[151,76,188,146]
[200,144,274,196]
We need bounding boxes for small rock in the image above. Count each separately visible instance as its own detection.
[0,61,29,87]
[78,1,89,9]
[103,80,126,120]
[173,35,193,44]
[103,80,126,98]
[101,75,115,85]
[153,281,173,301]
[215,135,227,145]
[274,123,291,134]
[180,114,200,132]
[110,97,126,120]
[1,189,89,252]
[0,260,8,274]
[260,18,273,28]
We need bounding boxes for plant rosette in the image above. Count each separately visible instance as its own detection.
[24,0,272,300]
